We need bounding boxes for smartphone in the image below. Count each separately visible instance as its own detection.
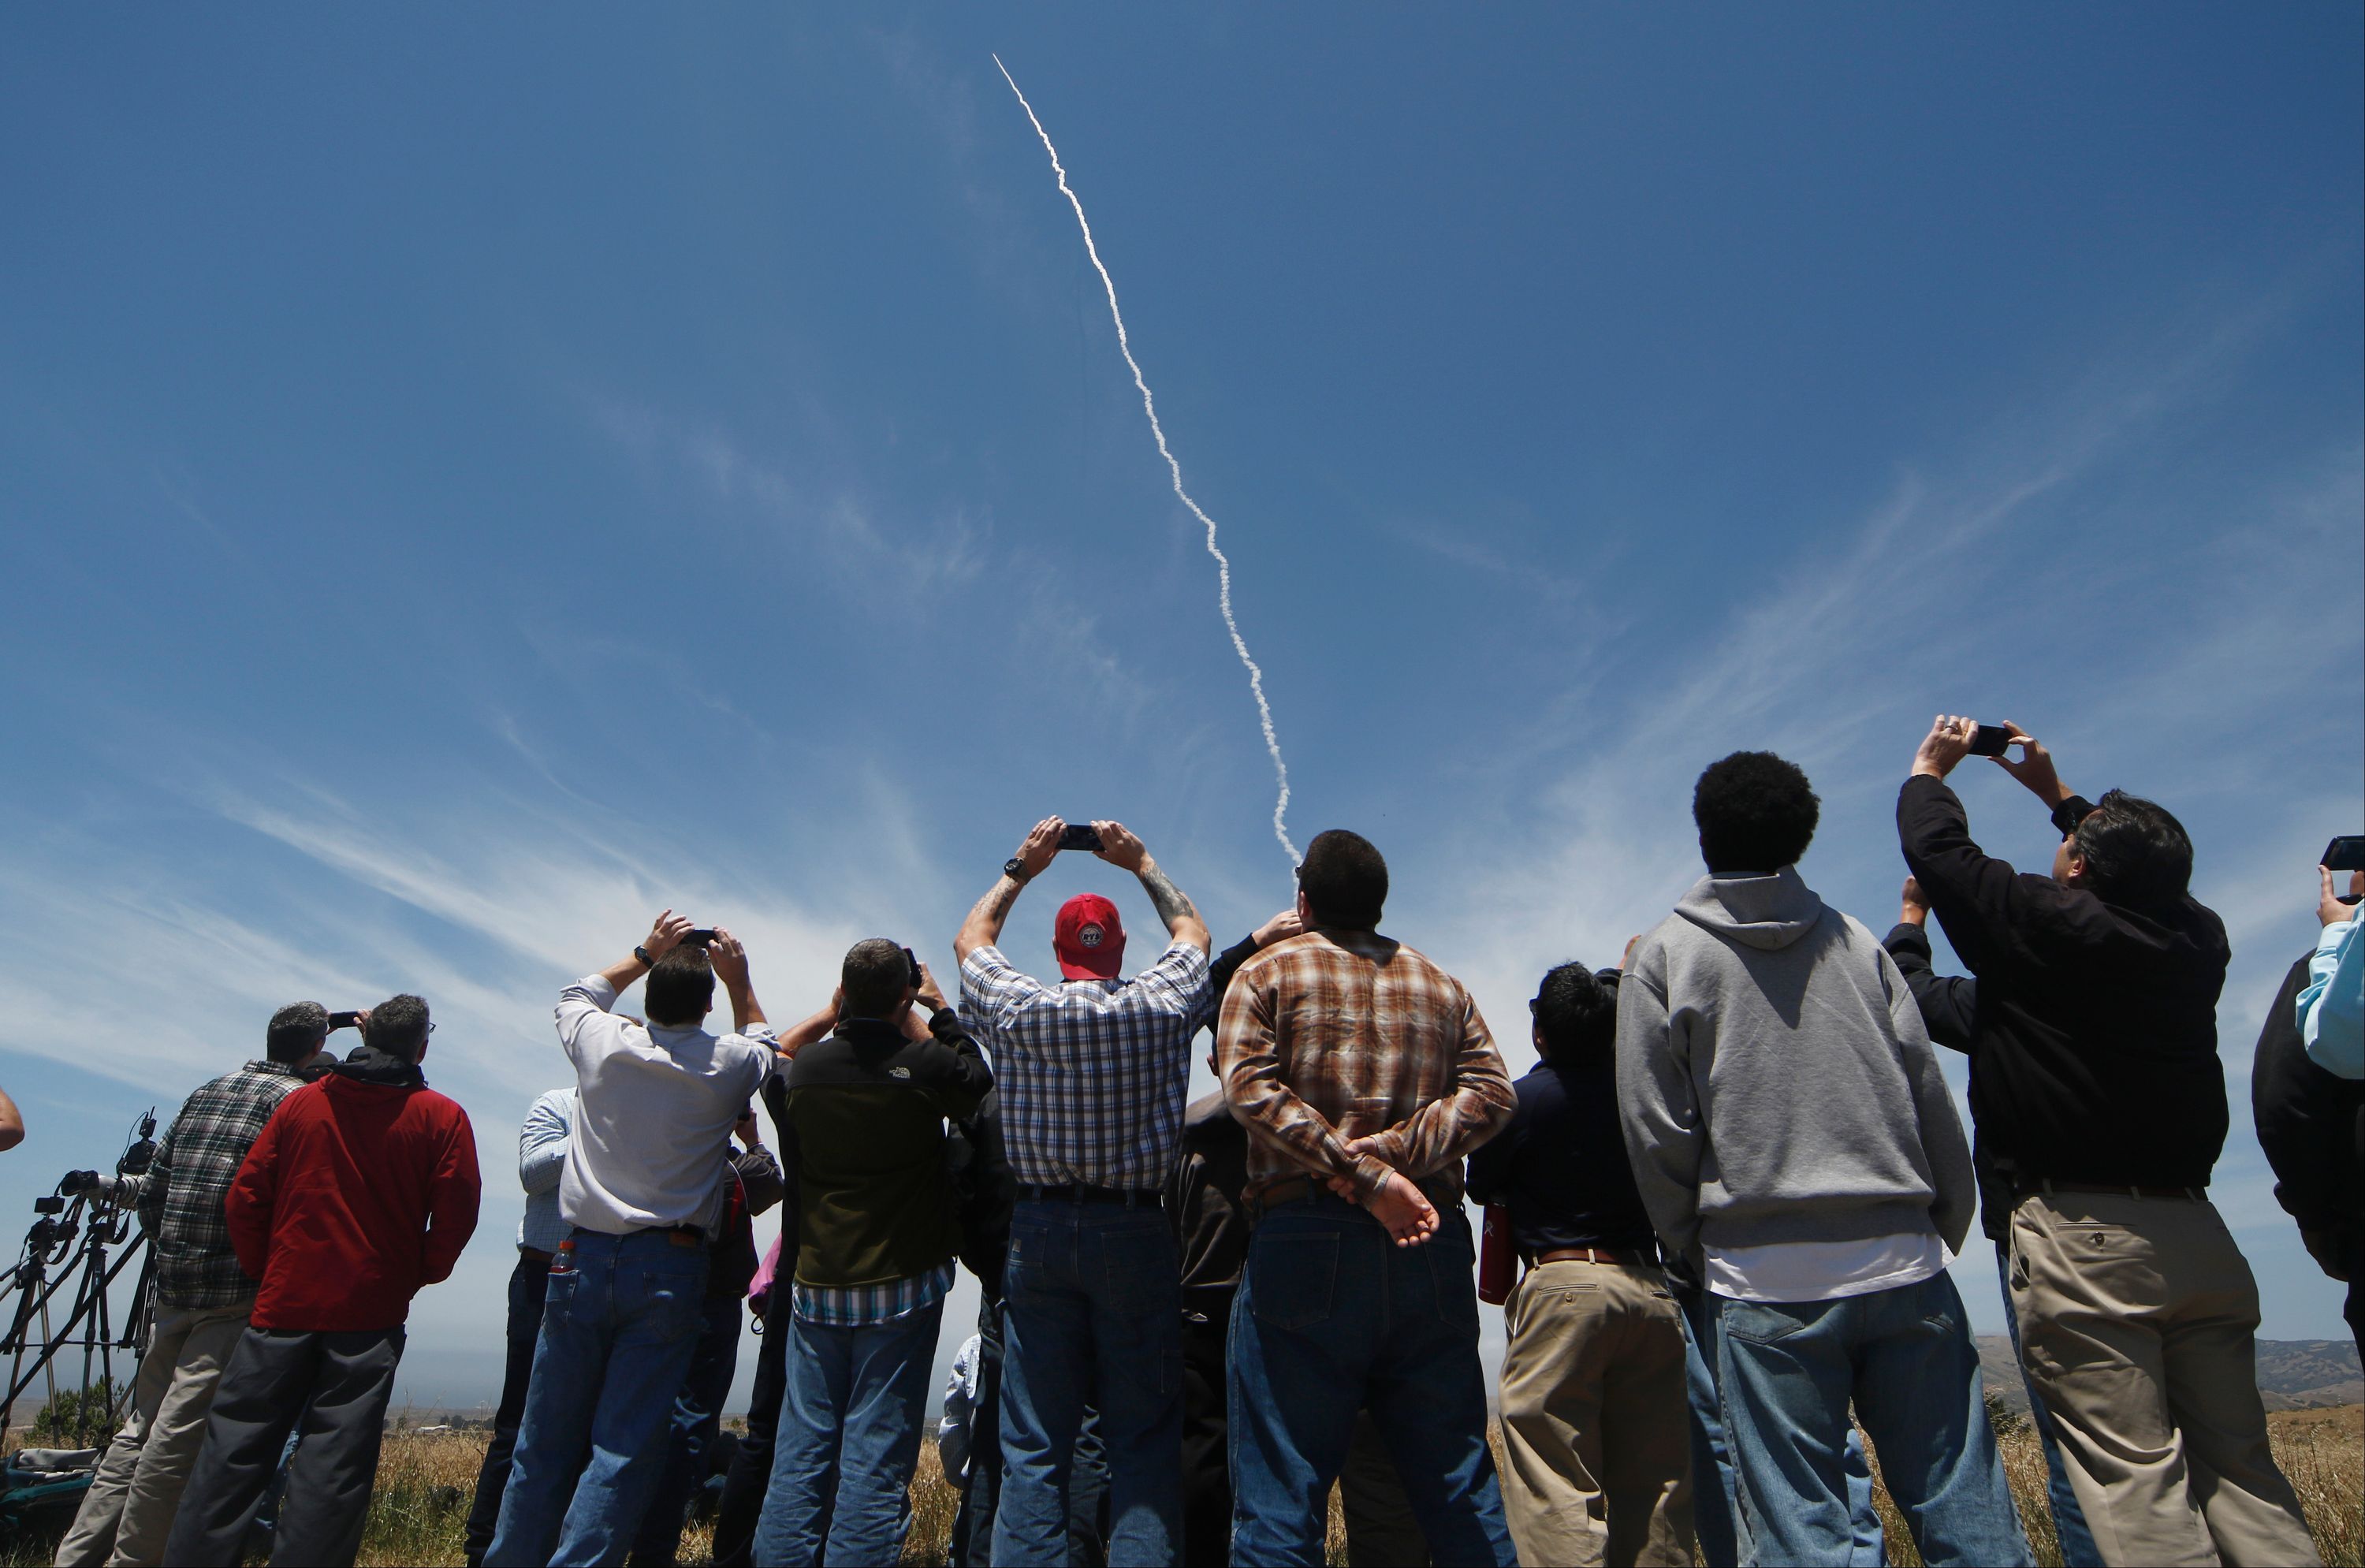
[903,947,922,987]
[1059,824,1103,852]
[683,929,717,944]
[328,1011,364,1030]
[1968,724,2014,758]
[2322,836,2365,873]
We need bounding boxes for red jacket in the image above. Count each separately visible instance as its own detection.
[225,1052,481,1331]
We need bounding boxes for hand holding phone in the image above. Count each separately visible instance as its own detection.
[1967,724,2013,758]
[328,1011,365,1030]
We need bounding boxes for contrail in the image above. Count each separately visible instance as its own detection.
[993,54,1299,867]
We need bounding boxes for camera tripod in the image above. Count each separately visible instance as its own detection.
[0,1113,158,1446]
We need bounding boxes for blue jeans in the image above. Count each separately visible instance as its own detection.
[992,1197,1182,1568]
[1994,1243,2099,1568]
[628,1295,743,1566]
[1679,1288,1883,1566]
[1225,1194,1514,1568]
[486,1229,711,1568]
[1711,1269,2031,1568]
[754,1299,944,1567]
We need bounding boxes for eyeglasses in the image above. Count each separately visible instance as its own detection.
[426,1022,438,1035]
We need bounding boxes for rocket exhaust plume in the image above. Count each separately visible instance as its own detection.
[993,54,1300,867]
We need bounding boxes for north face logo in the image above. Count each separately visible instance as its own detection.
[888,1065,911,1079]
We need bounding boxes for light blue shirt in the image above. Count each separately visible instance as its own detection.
[2297,919,2363,1079]
[518,1088,576,1253]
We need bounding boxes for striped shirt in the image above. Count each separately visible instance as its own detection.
[1217,928,1515,1204]
[961,940,1212,1190]
[136,1060,312,1309]
[516,1089,575,1255]
[792,1261,955,1328]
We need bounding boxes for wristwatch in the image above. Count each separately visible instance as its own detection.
[1003,857,1030,883]
[634,944,656,967]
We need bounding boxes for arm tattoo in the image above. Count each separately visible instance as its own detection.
[967,875,1023,933]
[1138,862,1199,932]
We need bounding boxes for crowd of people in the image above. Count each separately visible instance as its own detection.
[27,713,2363,1568]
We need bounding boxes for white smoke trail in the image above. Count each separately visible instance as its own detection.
[993,54,1300,867]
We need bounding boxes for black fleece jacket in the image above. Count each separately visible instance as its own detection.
[1895,775,2229,1228]
[2251,952,2365,1238]
[779,1008,993,1288]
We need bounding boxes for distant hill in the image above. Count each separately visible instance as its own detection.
[1978,1337,2362,1413]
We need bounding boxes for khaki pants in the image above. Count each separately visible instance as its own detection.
[54,1299,250,1568]
[2009,1191,2321,1568]
[1498,1259,1691,1568]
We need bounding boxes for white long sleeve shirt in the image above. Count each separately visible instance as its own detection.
[554,975,776,1235]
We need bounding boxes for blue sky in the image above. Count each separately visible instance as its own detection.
[3,7,2359,1411]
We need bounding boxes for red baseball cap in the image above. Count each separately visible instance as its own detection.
[1053,893,1127,981]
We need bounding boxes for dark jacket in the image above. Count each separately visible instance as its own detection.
[1896,775,2230,1220]
[225,1046,482,1331]
[943,1087,1018,1298]
[1167,1090,1251,1314]
[2252,952,2365,1238]
[1162,932,1274,1317]
[779,1008,992,1288]
[1466,970,1659,1257]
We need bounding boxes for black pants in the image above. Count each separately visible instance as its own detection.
[464,1251,549,1566]
[1179,1307,1231,1568]
[709,1292,791,1568]
[162,1324,405,1568]
[2345,1224,2363,1365]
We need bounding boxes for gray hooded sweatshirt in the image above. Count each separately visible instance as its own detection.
[1614,867,1977,1279]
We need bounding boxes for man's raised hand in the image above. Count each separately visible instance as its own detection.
[1899,877,1931,928]
[2318,866,2359,929]
[1092,821,1148,873]
[1911,714,1978,780]
[914,962,948,1012]
[1017,818,1066,879]
[1253,907,1304,948]
[1990,721,2072,807]
[643,910,694,962]
[707,928,752,989]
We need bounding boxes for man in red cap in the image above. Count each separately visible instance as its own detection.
[955,817,1212,1567]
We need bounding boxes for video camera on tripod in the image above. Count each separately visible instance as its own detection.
[0,1112,162,1447]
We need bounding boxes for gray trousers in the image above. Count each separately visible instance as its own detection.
[161,1324,405,1568]
[53,1300,251,1568]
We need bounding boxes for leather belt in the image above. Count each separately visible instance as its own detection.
[1018,1183,1163,1209]
[2024,1179,2207,1203]
[1531,1246,1656,1267]
[520,1246,556,1269]
[1249,1175,1328,1215]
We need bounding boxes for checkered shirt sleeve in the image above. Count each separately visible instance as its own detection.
[960,941,1211,1190]
[1216,930,1515,1201]
[141,1061,309,1309]
[791,1261,955,1328]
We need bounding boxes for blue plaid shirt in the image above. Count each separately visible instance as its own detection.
[792,1261,955,1328]
[960,940,1212,1190]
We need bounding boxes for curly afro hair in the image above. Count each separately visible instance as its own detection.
[1692,750,1819,874]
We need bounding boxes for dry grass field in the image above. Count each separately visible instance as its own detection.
[6,1406,2357,1566]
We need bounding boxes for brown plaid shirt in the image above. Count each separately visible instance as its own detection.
[1217,928,1514,1202]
